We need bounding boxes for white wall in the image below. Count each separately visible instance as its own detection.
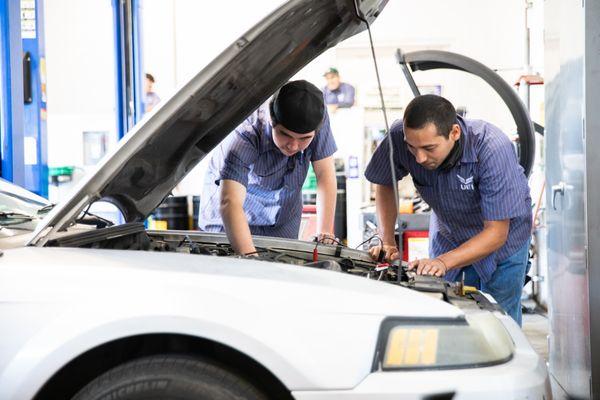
[44,0,117,201]
[141,0,286,100]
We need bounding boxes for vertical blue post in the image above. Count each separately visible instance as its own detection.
[112,0,144,140]
[0,0,25,186]
[22,0,48,197]
[0,0,48,197]
[112,0,127,140]
[131,0,144,123]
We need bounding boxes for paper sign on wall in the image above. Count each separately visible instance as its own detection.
[21,0,36,39]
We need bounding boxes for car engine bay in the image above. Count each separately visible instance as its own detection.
[45,222,501,313]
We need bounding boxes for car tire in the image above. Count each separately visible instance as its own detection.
[72,354,269,400]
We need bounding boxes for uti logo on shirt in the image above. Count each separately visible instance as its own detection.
[457,174,474,191]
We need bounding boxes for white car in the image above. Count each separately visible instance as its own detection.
[0,0,550,399]
[0,178,52,249]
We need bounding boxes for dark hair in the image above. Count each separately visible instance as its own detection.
[268,80,324,134]
[403,94,456,138]
[145,73,155,83]
[269,99,325,134]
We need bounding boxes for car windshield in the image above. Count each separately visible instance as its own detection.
[0,179,51,224]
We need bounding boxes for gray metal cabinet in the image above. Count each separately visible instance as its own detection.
[545,0,600,397]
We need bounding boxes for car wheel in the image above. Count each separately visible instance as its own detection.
[72,354,269,400]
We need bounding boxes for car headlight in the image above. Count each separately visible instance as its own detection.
[374,313,514,370]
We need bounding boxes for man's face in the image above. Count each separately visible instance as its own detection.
[325,73,341,91]
[404,122,460,170]
[144,77,153,94]
[272,124,315,157]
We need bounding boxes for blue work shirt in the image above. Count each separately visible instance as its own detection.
[199,103,337,238]
[365,116,532,282]
[144,91,160,111]
[323,82,355,108]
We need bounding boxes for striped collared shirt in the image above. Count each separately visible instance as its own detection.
[365,116,532,282]
[322,82,355,108]
[199,103,337,239]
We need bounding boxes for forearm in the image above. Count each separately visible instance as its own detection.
[316,181,336,236]
[437,221,509,270]
[221,204,255,255]
[220,180,256,255]
[375,184,398,245]
[313,157,337,235]
[221,204,256,255]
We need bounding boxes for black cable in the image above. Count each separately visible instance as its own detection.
[75,202,115,227]
[177,235,193,248]
[73,202,93,225]
[355,234,381,249]
[241,249,272,257]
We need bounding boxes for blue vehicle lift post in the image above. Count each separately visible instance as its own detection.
[0,0,48,197]
[112,0,144,139]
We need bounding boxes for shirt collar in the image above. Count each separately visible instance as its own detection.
[256,103,278,154]
[457,115,477,164]
[260,124,277,153]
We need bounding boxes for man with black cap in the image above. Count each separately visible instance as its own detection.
[199,80,338,255]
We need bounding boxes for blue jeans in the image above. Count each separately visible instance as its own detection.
[453,240,531,326]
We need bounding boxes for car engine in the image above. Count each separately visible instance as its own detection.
[45,222,501,312]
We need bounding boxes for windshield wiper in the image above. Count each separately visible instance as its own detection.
[0,211,34,219]
[37,204,55,214]
[0,212,35,226]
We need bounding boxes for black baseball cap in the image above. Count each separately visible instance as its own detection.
[270,80,325,134]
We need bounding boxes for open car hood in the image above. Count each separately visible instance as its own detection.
[29,0,388,245]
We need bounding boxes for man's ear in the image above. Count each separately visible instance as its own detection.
[450,124,461,141]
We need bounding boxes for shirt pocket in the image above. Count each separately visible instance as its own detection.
[284,162,309,190]
[442,189,481,215]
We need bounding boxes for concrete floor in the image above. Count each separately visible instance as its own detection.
[521,311,570,399]
[522,310,549,360]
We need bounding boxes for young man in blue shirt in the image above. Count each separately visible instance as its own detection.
[366,94,532,325]
[199,80,338,255]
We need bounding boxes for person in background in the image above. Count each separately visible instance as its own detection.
[199,80,338,255]
[144,73,161,113]
[322,67,355,113]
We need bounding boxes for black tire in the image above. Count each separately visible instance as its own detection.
[72,354,269,400]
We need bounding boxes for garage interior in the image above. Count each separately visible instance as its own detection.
[1,0,599,398]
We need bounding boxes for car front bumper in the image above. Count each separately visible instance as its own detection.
[293,313,551,400]
[293,360,550,399]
